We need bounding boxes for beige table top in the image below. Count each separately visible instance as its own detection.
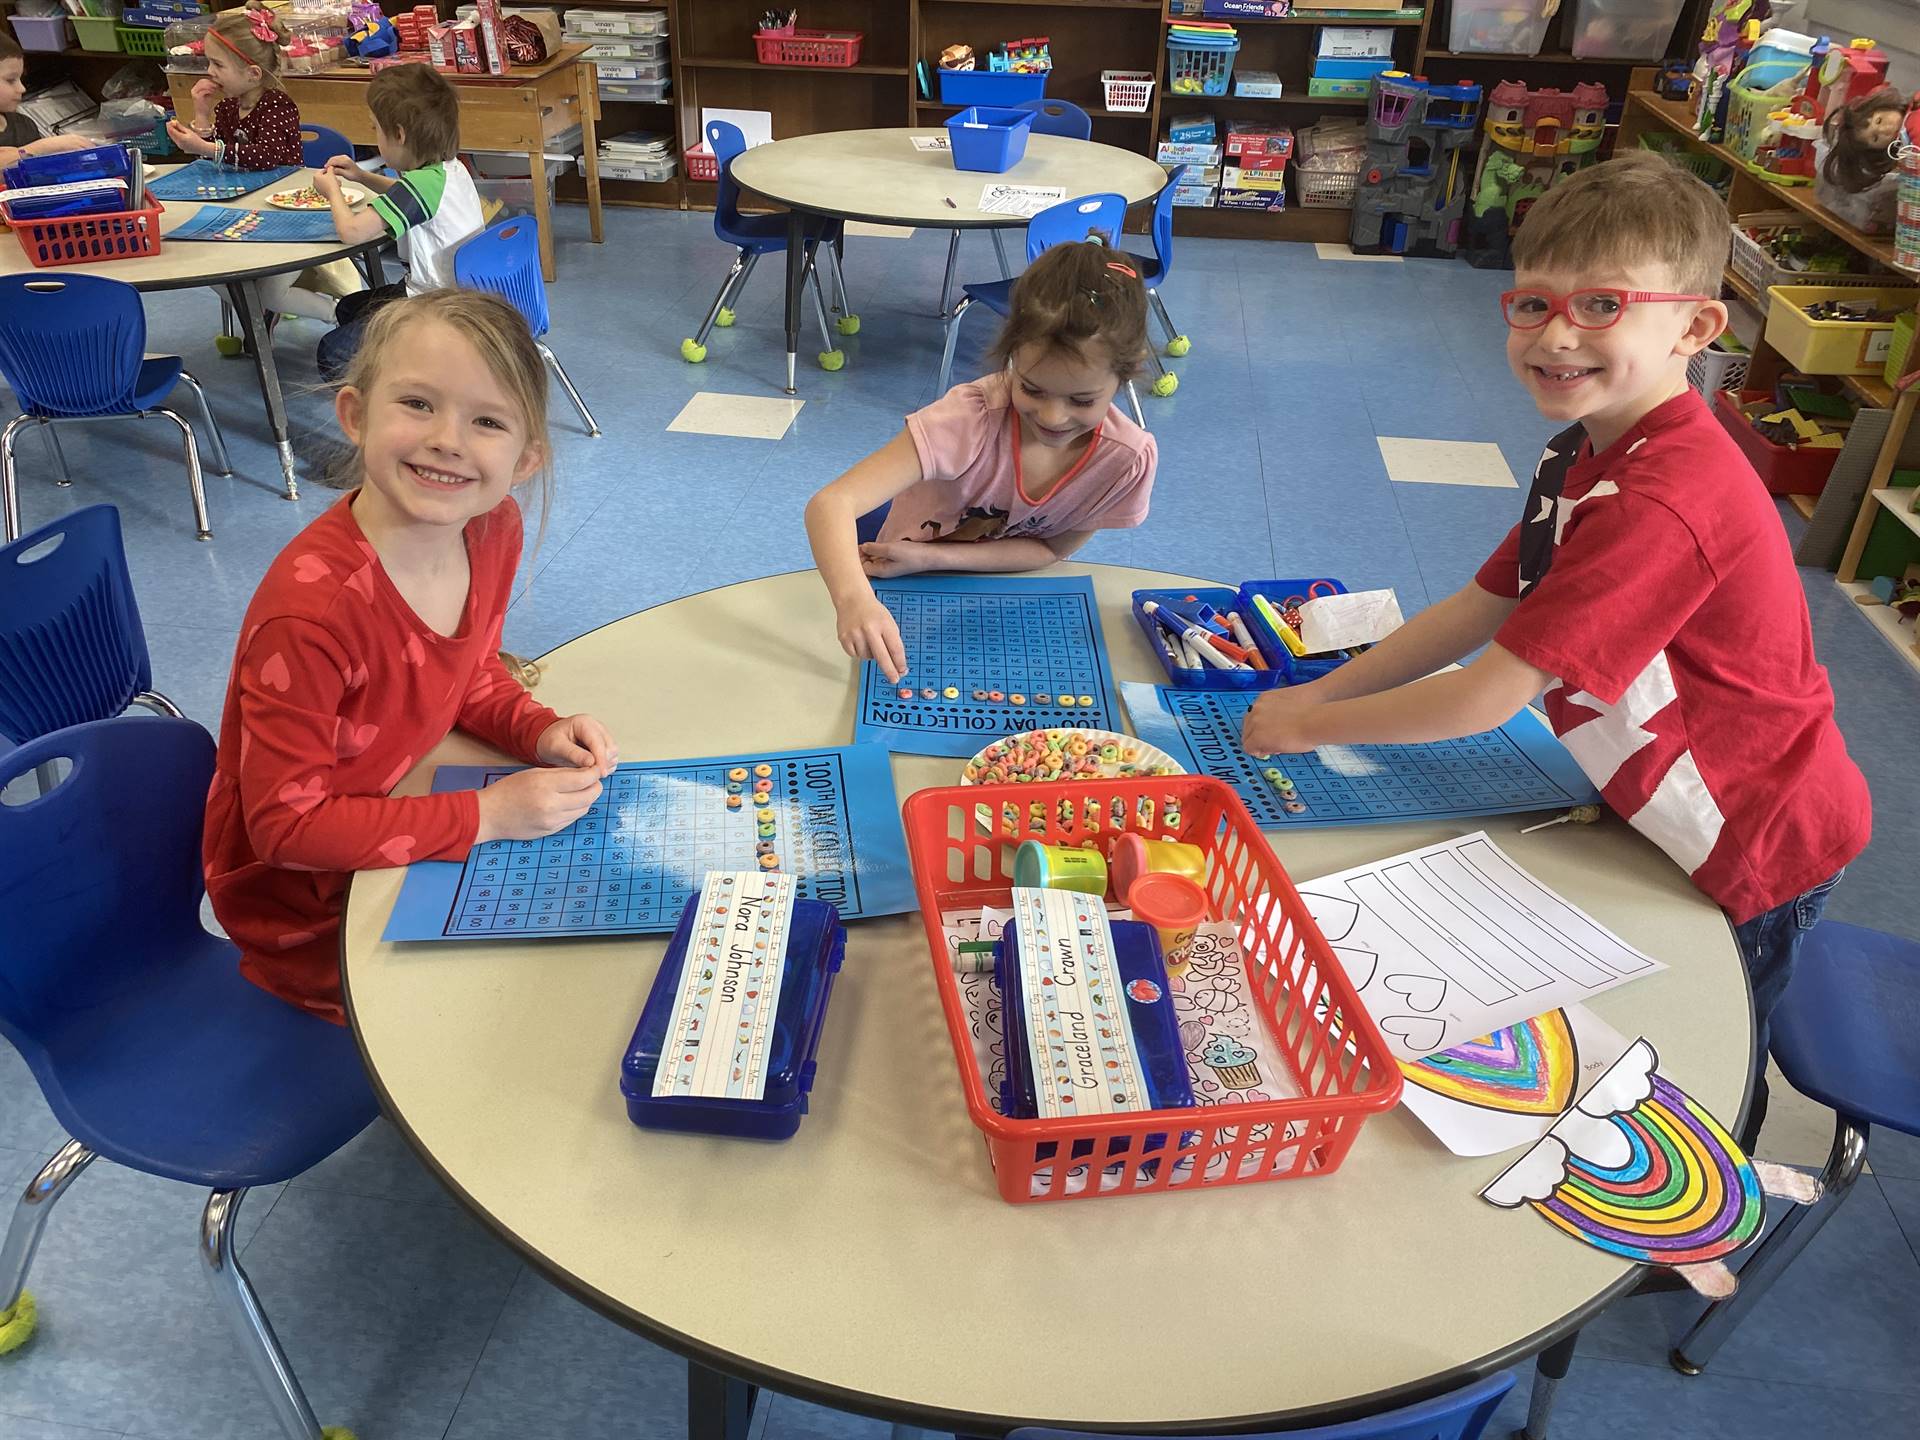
[341,565,1751,1435]
[728,129,1170,228]
[1,165,370,292]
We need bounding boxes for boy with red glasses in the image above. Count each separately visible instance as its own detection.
[1243,152,1868,1149]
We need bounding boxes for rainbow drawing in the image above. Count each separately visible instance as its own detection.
[1401,1010,1577,1117]
[1483,1040,1766,1268]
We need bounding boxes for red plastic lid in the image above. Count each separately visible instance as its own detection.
[1126,870,1207,928]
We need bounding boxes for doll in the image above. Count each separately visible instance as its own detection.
[1816,87,1908,233]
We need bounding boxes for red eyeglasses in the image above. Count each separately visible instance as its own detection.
[1499,288,1713,331]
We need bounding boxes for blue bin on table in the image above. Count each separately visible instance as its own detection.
[938,69,1046,106]
[946,106,1037,173]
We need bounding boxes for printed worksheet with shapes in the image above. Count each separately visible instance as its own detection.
[856,575,1121,756]
[1288,832,1664,1063]
[382,745,912,941]
[1121,682,1596,828]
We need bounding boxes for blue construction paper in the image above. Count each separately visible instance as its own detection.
[855,575,1121,758]
[1120,681,1598,829]
[382,744,913,942]
[166,204,342,243]
[148,161,302,201]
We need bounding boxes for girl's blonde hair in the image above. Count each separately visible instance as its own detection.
[338,290,555,545]
[986,236,1151,383]
[207,2,290,87]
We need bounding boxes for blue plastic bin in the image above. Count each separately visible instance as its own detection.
[1130,587,1283,692]
[2,145,134,221]
[1239,577,1353,685]
[1167,35,1241,98]
[938,69,1046,106]
[945,106,1037,173]
[619,891,846,1140]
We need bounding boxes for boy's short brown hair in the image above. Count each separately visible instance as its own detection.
[0,29,26,68]
[367,63,460,164]
[1511,151,1729,298]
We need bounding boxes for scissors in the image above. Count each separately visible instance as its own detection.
[1278,579,1339,629]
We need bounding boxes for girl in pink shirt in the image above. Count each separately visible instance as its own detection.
[804,240,1159,681]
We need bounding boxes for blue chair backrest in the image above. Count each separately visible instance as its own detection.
[1026,192,1127,264]
[1011,1371,1513,1440]
[454,216,550,339]
[707,119,752,240]
[1153,164,1184,279]
[1014,97,1093,141]
[0,506,152,745]
[0,273,146,418]
[299,123,354,169]
[0,716,215,1049]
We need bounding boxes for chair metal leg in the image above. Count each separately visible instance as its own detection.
[175,370,233,477]
[0,1140,95,1317]
[155,408,212,541]
[201,1189,327,1440]
[1149,288,1182,349]
[829,231,852,316]
[1,415,25,543]
[805,248,841,367]
[1671,1115,1869,1375]
[1125,380,1147,429]
[938,229,961,318]
[821,238,856,333]
[691,252,749,351]
[991,228,1012,279]
[1518,1329,1578,1440]
[936,296,973,396]
[42,422,70,485]
[538,343,600,438]
[132,689,186,718]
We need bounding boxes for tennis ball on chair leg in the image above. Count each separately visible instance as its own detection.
[715,307,736,328]
[1166,335,1191,357]
[818,349,846,372]
[214,333,246,358]
[680,338,707,363]
[320,1428,358,1439]
[1151,372,1179,397]
[836,313,861,335]
[0,1293,40,1355]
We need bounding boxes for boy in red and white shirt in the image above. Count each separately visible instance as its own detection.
[1242,153,1869,1147]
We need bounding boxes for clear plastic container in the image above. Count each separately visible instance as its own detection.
[162,16,214,73]
[599,155,676,183]
[599,77,670,102]
[565,33,664,60]
[1447,0,1551,55]
[564,7,665,37]
[593,57,667,83]
[1566,0,1686,60]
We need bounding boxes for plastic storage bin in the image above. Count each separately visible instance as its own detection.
[600,77,670,102]
[1447,0,1550,55]
[618,891,846,1140]
[752,26,861,68]
[73,16,123,52]
[1132,586,1281,691]
[1167,35,1239,98]
[1566,0,1685,60]
[945,105,1035,174]
[902,775,1402,1205]
[3,198,165,269]
[566,8,664,37]
[1764,284,1920,375]
[684,144,718,182]
[1295,150,1363,208]
[1884,311,1917,387]
[1102,70,1155,113]
[1711,389,1843,496]
[938,69,1046,106]
[1686,334,1750,397]
[7,15,73,51]
[115,23,169,56]
[1728,212,1887,315]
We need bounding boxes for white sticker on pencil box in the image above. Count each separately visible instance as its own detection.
[1011,887,1152,1118]
[654,871,797,1101]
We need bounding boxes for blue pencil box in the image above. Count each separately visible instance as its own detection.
[1130,577,1354,690]
[619,891,846,1141]
[2,145,131,220]
[996,917,1194,1156]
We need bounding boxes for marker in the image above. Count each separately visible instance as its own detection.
[1145,617,1181,670]
[943,196,957,208]
[1252,593,1307,657]
[1142,602,1249,670]
[1148,602,1253,662]
[1226,611,1269,671]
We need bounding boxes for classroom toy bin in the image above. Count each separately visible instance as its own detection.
[1763,284,1920,375]
[1686,335,1750,398]
[1166,35,1239,98]
[73,15,123,52]
[114,23,169,57]
[1729,213,1886,316]
[938,70,1046,106]
[1101,71,1156,114]
[902,776,1402,1205]
[751,26,862,68]
[1711,389,1843,496]
[1447,0,1550,55]
[1129,579,1352,689]
[3,198,166,268]
[6,15,71,50]
[945,107,1036,174]
[1566,0,1687,61]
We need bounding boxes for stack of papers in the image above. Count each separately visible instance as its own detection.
[598,130,672,162]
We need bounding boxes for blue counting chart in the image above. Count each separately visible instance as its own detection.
[382,744,914,941]
[147,161,302,202]
[855,575,1121,757]
[1120,682,1597,829]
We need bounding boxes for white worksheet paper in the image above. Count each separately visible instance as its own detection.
[909,133,951,152]
[978,183,1066,217]
[1288,832,1663,1063]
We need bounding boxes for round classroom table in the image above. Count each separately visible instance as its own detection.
[0,165,386,499]
[727,130,1171,394]
[340,564,1753,1439]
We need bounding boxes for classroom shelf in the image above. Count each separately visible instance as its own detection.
[1723,266,1761,312]
[1172,205,1352,241]
[1423,50,1657,64]
[1869,486,1920,541]
[933,0,1162,8]
[1166,11,1426,22]
[912,99,1151,118]
[1837,580,1920,673]
[1844,373,1896,408]
[680,57,911,75]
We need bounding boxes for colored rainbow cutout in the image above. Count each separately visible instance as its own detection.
[1401,1010,1578,1117]
[1534,1073,1764,1266]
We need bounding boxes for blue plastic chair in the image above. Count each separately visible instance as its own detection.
[1009,1371,1514,1440]
[297,122,354,169]
[935,193,1146,428]
[455,215,601,436]
[1013,97,1094,140]
[1123,163,1191,393]
[1665,920,1920,1373]
[0,506,178,754]
[680,120,852,380]
[0,717,378,1434]
[0,274,231,544]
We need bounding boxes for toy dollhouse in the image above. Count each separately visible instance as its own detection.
[1460,80,1610,269]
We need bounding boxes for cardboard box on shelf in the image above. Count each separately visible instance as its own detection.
[1223,165,1287,191]
[1316,26,1397,58]
[1172,183,1217,207]
[1225,125,1293,162]
[1234,70,1284,98]
[1156,140,1223,166]
[1167,114,1217,144]
[1218,186,1286,211]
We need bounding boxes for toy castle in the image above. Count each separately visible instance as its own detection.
[1349,73,1483,257]
[1462,80,1610,269]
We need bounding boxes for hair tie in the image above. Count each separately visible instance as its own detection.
[248,7,277,41]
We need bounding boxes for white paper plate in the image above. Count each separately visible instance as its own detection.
[958,727,1186,785]
[266,182,368,210]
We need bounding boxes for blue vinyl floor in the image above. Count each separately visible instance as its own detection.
[2,202,1918,1439]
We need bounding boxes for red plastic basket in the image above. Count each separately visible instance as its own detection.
[4,197,165,269]
[752,26,862,68]
[1712,388,1843,496]
[903,775,1402,1205]
[685,145,718,183]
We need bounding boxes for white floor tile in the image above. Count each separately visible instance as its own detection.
[843,221,916,239]
[1314,243,1403,263]
[666,393,805,441]
[1376,436,1518,488]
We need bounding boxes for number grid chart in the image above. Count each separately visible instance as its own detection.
[856,575,1121,757]
[382,745,914,942]
[1121,682,1598,829]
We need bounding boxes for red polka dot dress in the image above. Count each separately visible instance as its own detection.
[212,87,304,170]
[204,494,558,1023]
